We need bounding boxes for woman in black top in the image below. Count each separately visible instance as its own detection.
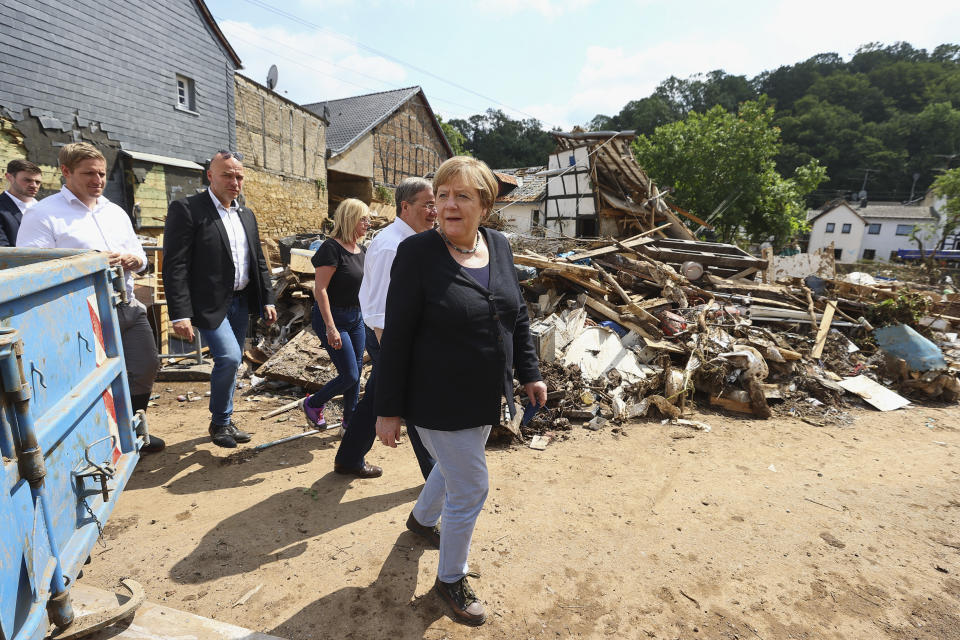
[302,198,370,447]
[375,157,547,625]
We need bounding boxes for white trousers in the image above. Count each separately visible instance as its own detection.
[411,425,492,583]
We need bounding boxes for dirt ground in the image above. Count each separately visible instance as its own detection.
[83,381,960,640]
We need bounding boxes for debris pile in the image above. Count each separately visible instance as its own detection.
[507,233,960,440]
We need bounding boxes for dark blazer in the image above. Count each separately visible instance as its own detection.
[162,190,275,330]
[376,227,541,430]
[0,191,23,247]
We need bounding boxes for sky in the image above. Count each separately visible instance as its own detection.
[205,0,960,130]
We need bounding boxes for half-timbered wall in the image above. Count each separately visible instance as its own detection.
[372,96,449,187]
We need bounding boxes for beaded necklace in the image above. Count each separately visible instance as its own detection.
[438,228,480,255]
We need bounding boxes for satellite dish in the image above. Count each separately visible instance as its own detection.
[266,64,279,90]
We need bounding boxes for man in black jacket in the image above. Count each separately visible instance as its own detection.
[0,159,42,246]
[163,151,276,447]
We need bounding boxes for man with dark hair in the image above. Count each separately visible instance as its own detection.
[17,143,163,452]
[0,158,42,246]
[163,150,277,448]
[335,177,438,479]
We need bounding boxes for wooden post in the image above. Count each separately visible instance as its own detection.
[811,300,837,359]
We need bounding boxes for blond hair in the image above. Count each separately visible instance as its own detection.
[59,142,105,172]
[432,156,498,213]
[331,198,369,242]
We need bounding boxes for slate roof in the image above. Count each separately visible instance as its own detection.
[857,201,938,220]
[808,200,938,223]
[303,86,452,157]
[494,166,547,203]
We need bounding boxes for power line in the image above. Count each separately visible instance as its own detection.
[233,0,562,128]
[215,17,488,117]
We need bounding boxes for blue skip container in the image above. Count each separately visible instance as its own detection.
[0,248,145,640]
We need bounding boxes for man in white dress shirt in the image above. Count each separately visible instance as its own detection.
[163,151,276,448]
[17,143,163,452]
[334,177,437,480]
[0,158,42,246]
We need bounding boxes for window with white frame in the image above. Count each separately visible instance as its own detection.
[176,74,196,112]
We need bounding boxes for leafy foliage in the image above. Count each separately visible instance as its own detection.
[866,291,931,327]
[632,98,827,244]
[436,115,469,156]
[446,109,557,168]
[592,41,960,204]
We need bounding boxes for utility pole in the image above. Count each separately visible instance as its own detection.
[855,168,878,193]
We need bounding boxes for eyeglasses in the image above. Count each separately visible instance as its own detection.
[217,150,244,161]
[423,203,437,211]
[360,218,371,226]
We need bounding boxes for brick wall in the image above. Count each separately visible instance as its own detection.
[372,94,450,188]
[234,75,328,239]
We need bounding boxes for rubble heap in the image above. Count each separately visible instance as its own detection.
[506,233,960,440]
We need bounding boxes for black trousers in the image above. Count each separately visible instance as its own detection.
[335,326,435,479]
[117,300,159,398]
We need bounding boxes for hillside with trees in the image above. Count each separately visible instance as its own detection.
[444,42,959,240]
[593,42,960,205]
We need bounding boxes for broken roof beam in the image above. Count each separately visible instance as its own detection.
[640,247,764,270]
[564,235,655,262]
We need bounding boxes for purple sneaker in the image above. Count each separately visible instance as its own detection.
[302,397,326,427]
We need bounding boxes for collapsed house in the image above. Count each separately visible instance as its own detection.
[540,131,696,240]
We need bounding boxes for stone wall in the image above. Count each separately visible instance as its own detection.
[372,94,450,188]
[234,75,328,239]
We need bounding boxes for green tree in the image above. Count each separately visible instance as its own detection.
[909,167,960,282]
[436,115,469,156]
[633,98,827,244]
[447,109,555,168]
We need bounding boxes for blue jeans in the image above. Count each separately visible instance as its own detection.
[199,294,248,426]
[412,425,492,583]
[308,305,365,425]
[335,326,436,476]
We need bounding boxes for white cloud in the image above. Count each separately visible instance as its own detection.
[525,0,960,129]
[218,20,407,104]
[763,0,960,63]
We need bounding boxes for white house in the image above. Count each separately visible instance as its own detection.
[807,200,941,262]
[493,166,546,233]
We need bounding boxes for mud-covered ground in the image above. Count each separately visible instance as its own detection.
[84,382,960,639]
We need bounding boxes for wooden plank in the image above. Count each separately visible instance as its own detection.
[810,300,837,359]
[289,248,315,275]
[513,253,598,278]
[595,264,659,324]
[543,268,609,298]
[582,296,683,352]
[640,246,765,270]
[261,241,273,272]
[669,202,712,228]
[728,266,759,280]
[563,236,655,263]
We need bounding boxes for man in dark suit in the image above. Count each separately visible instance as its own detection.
[0,159,42,246]
[163,151,277,447]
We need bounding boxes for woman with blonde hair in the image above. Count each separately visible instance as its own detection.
[376,157,547,624]
[303,198,378,477]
